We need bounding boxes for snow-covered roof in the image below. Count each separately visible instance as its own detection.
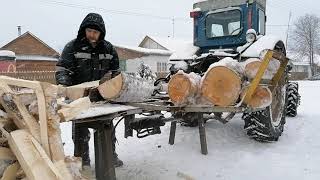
[287,51,320,66]
[140,36,200,60]
[116,45,172,56]
[16,55,58,61]
[0,50,15,58]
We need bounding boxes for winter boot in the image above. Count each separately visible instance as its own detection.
[113,152,123,167]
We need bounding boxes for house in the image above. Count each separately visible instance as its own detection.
[115,45,171,76]
[290,61,312,80]
[1,31,59,72]
[0,31,59,83]
[138,35,199,72]
[287,52,320,80]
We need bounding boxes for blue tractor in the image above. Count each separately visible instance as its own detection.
[157,0,300,142]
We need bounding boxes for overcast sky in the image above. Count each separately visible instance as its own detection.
[0,0,319,52]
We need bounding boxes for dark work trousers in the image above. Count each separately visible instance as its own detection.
[72,121,117,166]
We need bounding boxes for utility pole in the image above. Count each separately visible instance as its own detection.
[285,11,292,48]
[172,17,175,38]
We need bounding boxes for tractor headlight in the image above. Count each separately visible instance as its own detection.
[246,29,257,43]
[246,33,256,43]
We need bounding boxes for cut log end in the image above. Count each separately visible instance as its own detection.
[201,66,242,106]
[241,85,272,108]
[168,73,198,105]
[98,73,124,100]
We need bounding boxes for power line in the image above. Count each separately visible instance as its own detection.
[36,0,191,22]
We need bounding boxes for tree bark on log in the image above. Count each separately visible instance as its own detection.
[98,72,154,102]
[168,71,201,105]
[201,66,242,106]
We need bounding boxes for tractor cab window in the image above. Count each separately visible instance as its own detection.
[206,10,241,38]
[258,9,266,35]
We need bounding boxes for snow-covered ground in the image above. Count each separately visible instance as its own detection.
[61,80,320,180]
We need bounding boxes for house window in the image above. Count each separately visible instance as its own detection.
[157,62,167,72]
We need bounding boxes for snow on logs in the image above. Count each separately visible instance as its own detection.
[242,58,280,80]
[98,72,155,102]
[167,57,275,108]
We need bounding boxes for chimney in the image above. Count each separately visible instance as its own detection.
[17,26,21,36]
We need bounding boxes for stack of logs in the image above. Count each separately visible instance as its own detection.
[168,57,280,108]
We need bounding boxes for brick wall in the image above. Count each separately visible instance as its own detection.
[16,60,57,71]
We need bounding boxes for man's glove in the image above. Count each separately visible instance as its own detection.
[88,88,104,102]
[56,73,72,86]
[99,72,112,85]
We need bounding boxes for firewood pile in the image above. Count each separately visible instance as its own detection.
[0,76,93,180]
[0,72,156,180]
[168,57,280,108]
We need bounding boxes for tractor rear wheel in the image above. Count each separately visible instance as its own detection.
[243,74,287,141]
[286,82,300,117]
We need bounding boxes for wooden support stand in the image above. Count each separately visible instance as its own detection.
[168,117,208,155]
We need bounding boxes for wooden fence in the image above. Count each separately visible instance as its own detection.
[0,71,169,85]
[0,71,56,84]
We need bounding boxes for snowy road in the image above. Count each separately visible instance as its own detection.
[61,81,320,180]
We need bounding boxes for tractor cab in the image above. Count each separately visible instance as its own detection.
[191,0,266,53]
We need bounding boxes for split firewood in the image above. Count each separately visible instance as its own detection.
[98,72,154,102]
[0,162,19,180]
[0,93,41,143]
[58,97,91,122]
[64,156,88,180]
[0,147,17,178]
[241,85,272,108]
[168,71,201,105]
[7,130,63,180]
[40,83,73,179]
[201,58,242,106]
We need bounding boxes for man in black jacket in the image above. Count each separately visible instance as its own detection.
[56,13,123,167]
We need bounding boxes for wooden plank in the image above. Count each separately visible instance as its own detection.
[72,103,141,120]
[0,162,19,180]
[58,97,91,122]
[8,130,62,180]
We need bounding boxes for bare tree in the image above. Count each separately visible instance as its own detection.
[290,14,320,76]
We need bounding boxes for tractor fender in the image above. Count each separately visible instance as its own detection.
[241,35,284,58]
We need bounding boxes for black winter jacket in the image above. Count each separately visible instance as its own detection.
[56,13,119,86]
